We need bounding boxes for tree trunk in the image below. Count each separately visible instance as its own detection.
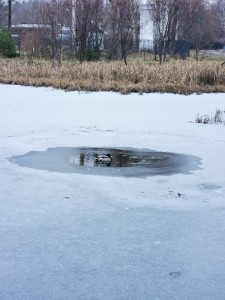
[8,0,12,31]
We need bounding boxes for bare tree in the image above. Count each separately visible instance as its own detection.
[147,0,184,63]
[36,0,68,65]
[107,0,140,65]
[178,0,214,60]
[0,0,7,27]
[66,0,105,62]
[12,0,42,25]
[211,0,225,46]
[8,0,12,30]
[10,0,106,62]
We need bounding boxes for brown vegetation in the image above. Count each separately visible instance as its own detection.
[0,58,225,94]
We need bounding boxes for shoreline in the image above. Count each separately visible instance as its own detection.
[1,59,225,94]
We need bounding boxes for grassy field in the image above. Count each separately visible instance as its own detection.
[0,57,225,94]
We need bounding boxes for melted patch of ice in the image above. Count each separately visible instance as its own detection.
[9,147,201,178]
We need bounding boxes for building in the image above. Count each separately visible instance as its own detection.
[139,3,154,50]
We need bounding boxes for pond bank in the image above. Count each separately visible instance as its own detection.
[1,58,225,94]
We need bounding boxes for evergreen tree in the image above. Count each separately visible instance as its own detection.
[0,27,17,57]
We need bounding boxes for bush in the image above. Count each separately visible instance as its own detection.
[0,27,17,58]
[195,109,225,124]
[85,49,101,61]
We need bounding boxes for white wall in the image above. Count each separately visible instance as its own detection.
[139,4,154,50]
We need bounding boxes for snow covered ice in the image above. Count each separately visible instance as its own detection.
[0,84,225,300]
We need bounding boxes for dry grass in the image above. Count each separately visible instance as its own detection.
[0,58,225,94]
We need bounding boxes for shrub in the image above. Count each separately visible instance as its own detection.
[85,49,101,61]
[0,27,17,58]
[195,109,225,124]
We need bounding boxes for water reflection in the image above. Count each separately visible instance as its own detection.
[69,148,171,169]
[69,152,94,167]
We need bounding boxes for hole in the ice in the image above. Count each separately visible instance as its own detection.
[9,147,201,178]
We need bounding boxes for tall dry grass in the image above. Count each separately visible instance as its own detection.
[0,58,225,94]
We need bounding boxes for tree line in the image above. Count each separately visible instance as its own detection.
[0,0,224,63]
[148,0,225,62]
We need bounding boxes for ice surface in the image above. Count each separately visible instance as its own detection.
[0,84,225,300]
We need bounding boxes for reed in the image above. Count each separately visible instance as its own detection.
[0,58,225,94]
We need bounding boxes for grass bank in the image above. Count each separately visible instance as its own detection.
[0,58,225,94]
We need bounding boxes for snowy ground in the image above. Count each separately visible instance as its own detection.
[0,84,225,300]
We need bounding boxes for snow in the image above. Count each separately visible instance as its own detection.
[0,84,225,300]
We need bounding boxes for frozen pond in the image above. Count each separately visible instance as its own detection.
[9,147,201,177]
[1,85,225,300]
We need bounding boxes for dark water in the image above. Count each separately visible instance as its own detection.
[9,147,201,177]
